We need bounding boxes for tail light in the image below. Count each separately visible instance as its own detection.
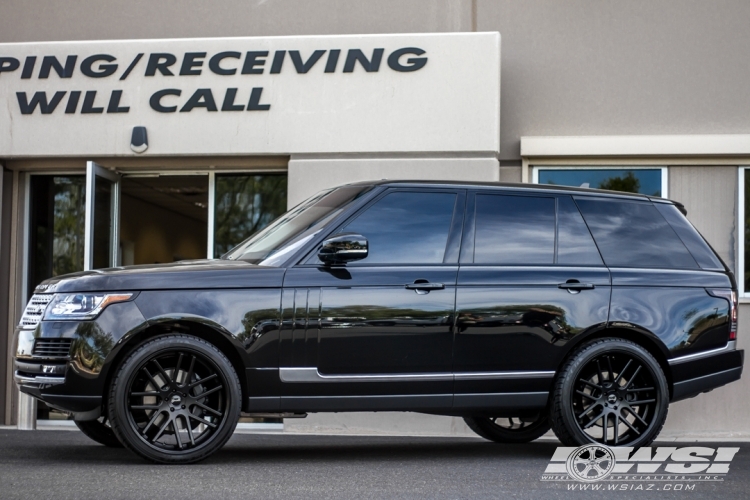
[707,289,737,340]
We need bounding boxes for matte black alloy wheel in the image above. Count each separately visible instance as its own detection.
[550,338,669,448]
[464,414,551,443]
[74,416,123,448]
[109,335,241,463]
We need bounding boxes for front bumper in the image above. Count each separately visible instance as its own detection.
[13,300,146,413]
[669,341,744,401]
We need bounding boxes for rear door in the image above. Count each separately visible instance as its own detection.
[453,191,611,411]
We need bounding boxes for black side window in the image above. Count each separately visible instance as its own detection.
[653,203,724,270]
[338,191,457,264]
[474,194,555,264]
[575,198,698,269]
[557,196,604,266]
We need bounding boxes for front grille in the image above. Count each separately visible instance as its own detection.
[32,338,73,358]
[19,294,54,330]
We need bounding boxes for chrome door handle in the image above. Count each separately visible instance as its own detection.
[558,282,595,291]
[405,282,445,291]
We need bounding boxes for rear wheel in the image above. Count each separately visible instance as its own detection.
[464,415,551,443]
[75,416,123,447]
[108,334,241,464]
[550,338,669,447]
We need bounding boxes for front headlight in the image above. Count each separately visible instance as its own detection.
[44,293,134,321]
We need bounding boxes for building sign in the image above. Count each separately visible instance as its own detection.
[0,33,500,157]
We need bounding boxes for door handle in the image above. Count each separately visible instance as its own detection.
[405,282,445,292]
[558,281,595,291]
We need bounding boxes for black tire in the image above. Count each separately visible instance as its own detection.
[464,415,551,443]
[108,334,241,464]
[75,416,123,447]
[550,338,669,448]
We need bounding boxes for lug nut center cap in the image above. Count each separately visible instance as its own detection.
[170,394,183,406]
[607,394,617,405]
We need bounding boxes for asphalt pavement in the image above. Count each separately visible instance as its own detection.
[0,428,748,499]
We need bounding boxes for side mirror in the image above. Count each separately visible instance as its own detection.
[318,233,368,264]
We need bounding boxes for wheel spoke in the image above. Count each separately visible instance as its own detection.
[614,414,620,445]
[575,390,598,401]
[130,404,160,410]
[142,409,163,434]
[596,359,605,384]
[583,411,604,429]
[152,416,172,442]
[152,359,173,385]
[627,387,654,392]
[620,414,642,435]
[131,391,160,397]
[193,400,223,417]
[186,417,196,445]
[188,413,217,428]
[189,373,218,389]
[577,404,599,420]
[623,365,642,390]
[602,414,608,443]
[623,406,649,427]
[185,356,197,387]
[579,379,602,391]
[606,356,614,384]
[629,399,656,405]
[175,353,184,384]
[173,420,183,450]
[142,367,161,390]
[614,360,632,385]
[194,384,223,398]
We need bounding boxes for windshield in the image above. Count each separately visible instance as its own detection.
[222,185,373,266]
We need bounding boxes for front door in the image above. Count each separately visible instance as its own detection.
[280,188,465,410]
[453,192,611,410]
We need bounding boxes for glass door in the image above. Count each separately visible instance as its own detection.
[84,161,120,270]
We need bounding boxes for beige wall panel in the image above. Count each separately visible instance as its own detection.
[287,156,500,207]
[477,0,750,159]
[498,165,521,183]
[668,166,736,273]
[0,1,472,42]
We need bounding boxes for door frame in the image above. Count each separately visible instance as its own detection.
[84,161,120,271]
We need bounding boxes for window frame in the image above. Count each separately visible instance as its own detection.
[738,166,750,298]
[532,165,669,198]
[300,187,466,267]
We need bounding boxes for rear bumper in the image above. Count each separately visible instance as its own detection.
[669,342,744,402]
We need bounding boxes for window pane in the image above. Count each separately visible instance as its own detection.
[575,198,698,269]
[214,174,288,257]
[557,196,603,266]
[654,203,723,271]
[92,176,113,269]
[474,194,555,264]
[340,191,456,264]
[28,176,86,294]
[538,168,662,197]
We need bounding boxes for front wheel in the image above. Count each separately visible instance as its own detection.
[464,415,551,443]
[549,338,669,448]
[108,334,241,464]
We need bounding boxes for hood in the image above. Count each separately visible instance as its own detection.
[34,259,286,293]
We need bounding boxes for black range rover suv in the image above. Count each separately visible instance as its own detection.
[14,181,744,463]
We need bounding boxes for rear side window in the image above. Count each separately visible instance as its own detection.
[474,194,555,264]
[653,203,724,270]
[557,196,604,266]
[575,198,698,269]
